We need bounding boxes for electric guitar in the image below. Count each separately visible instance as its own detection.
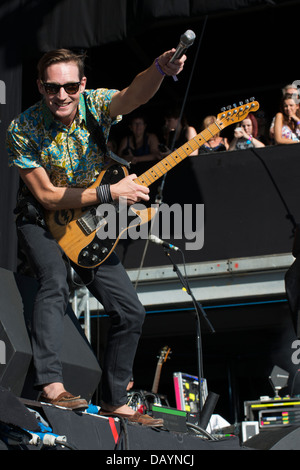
[151,346,171,394]
[45,100,259,268]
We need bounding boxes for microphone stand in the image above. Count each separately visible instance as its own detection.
[162,247,215,423]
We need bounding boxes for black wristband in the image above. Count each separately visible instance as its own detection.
[96,184,113,203]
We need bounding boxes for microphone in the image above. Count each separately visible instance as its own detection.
[149,234,180,252]
[169,29,196,64]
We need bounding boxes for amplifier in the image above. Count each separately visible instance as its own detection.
[244,397,300,429]
[259,407,300,428]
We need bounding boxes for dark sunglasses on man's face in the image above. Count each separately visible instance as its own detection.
[41,81,81,95]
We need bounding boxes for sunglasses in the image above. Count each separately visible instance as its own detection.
[41,81,81,95]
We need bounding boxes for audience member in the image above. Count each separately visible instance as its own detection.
[118,114,160,171]
[269,83,299,142]
[161,107,198,156]
[229,113,265,150]
[153,107,201,207]
[274,92,300,144]
[198,115,229,153]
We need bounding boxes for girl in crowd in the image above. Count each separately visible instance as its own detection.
[199,115,229,153]
[229,113,265,150]
[274,93,300,144]
[118,114,160,169]
[162,108,198,155]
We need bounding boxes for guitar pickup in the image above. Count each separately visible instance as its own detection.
[77,208,107,236]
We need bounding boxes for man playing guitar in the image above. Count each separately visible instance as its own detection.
[6,47,185,425]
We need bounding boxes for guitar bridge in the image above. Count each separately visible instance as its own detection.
[77,207,106,235]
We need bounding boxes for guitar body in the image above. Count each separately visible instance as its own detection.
[45,164,156,268]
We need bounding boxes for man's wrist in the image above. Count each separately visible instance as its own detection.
[155,58,166,77]
[96,184,113,203]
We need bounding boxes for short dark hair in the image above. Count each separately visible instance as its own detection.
[37,49,86,81]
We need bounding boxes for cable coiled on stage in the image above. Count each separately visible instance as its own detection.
[186,422,217,440]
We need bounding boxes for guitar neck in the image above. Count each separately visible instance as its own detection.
[134,120,224,188]
[151,363,163,394]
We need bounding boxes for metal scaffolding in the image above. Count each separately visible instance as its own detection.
[71,253,294,326]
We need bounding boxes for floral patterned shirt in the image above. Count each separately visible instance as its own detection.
[281,124,300,142]
[6,88,121,187]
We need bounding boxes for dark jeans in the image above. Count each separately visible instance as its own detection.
[16,219,145,406]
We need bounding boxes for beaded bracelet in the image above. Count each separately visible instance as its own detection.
[155,58,166,77]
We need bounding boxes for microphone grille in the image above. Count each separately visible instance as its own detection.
[181,30,196,45]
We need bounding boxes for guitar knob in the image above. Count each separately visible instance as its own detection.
[101,247,108,254]
[82,250,89,258]
[92,243,99,250]
[91,254,99,263]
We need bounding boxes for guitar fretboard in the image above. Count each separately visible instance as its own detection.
[133,99,259,188]
[134,121,224,188]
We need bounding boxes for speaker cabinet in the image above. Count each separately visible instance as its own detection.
[245,426,300,450]
[0,268,32,396]
[0,267,101,402]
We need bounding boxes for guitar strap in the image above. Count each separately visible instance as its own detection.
[83,92,130,168]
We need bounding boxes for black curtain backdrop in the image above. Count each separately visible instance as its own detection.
[0,0,299,270]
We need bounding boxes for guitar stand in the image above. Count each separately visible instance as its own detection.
[162,247,215,428]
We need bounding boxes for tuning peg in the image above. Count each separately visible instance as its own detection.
[221,107,226,112]
[250,96,255,101]
[233,103,237,108]
[239,101,243,106]
[227,105,231,110]
[245,99,249,104]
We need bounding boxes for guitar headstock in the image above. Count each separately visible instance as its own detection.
[157,346,171,365]
[217,98,259,128]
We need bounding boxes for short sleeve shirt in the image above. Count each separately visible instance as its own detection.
[6,88,121,188]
